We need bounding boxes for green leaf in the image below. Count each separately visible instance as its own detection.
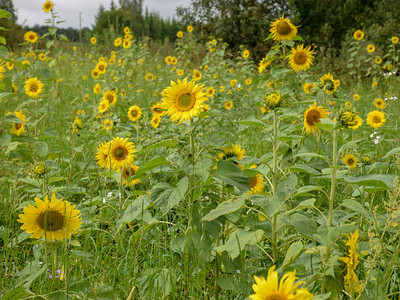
[382,147,400,159]
[344,174,395,189]
[215,160,249,192]
[203,198,244,221]
[135,156,170,176]
[284,213,317,237]
[294,152,327,161]
[289,164,321,175]
[1,286,31,299]
[293,186,323,197]
[3,114,24,123]
[340,199,369,216]
[217,277,235,290]
[35,142,48,157]
[0,9,12,19]
[0,133,11,146]
[236,118,267,129]
[311,293,332,300]
[282,241,303,269]
[215,229,264,259]
[315,119,336,133]
[19,178,41,188]
[0,45,9,58]
[151,177,188,215]
[338,139,362,156]
[139,139,177,153]
[0,36,6,45]
[117,194,151,229]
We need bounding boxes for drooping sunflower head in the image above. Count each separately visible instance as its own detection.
[24,31,38,43]
[270,14,298,41]
[128,105,143,122]
[287,44,315,72]
[102,90,117,106]
[366,110,386,129]
[224,100,233,110]
[342,154,358,170]
[247,165,264,195]
[217,144,246,167]
[249,265,313,300]
[353,30,364,41]
[24,77,44,98]
[303,82,316,94]
[264,92,282,110]
[304,102,330,135]
[17,194,82,241]
[319,73,339,95]
[374,98,386,109]
[108,137,136,171]
[122,164,140,187]
[42,1,53,13]
[258,54,274,74]
[161,77,208,124]
[337,108,363,130]
[366,44,375,53]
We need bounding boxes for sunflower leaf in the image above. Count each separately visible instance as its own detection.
[203,198,244,221]
[215,160,250,192]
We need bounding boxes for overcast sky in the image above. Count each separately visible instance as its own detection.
[14,0,191,29]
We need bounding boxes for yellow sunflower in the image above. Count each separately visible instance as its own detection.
[161,77,208,124]
[187,25,193,32]
[102,90,117,106]
[12,83,17,94]
[206,87,215,97]
[242,49,250,58]
[374,98,386,109]
[303,102,330,135]
[303,83,315,94]
[245,78,252,85]
[108,137,136,171]
[287,44,315,72]
[128,105,142,122]
[90,37,97,44]
[319,73,339,94]
[96,141,111,169]
[91,69,100,79]
[8,110,27,136]
[217,144,246,168]
[177,69,184,76]
[96,61,107,74]
[6,61,14,70]
[123,39,131,49]
[247,165,264,195]
[177,31,183,38]
[93,83,101,94]
[224,100,233,110]
[374,57,382,64]
[366,110,386,129]
[366,44,375,53]
[102,119,114,130]
[353,30,364,41]
[42,1,53,13]
[38,53,46,61]
[114,37,122,47]
[145,73,153,81]
[17,194,82,241]
[123,26,130,34]
[258,54,274,74]
[270,14,298,41]
[24,31,38,43]
[192,69,202,81]
[24,77,44,98]
[98,99,109,114]
[264,92,281,109]
[121,164,140,187]
[249,265,313,300]
[33,162,47,176]
[392,36,399,44]
[353,94,360,101]
[151,114,161,128]
[338,110,363,130]
[342,154,357,170]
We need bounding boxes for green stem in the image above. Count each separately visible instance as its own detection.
[328,129,338,228]
[271,109,279,263]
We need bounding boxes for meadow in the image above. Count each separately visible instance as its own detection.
[1,3,400,299]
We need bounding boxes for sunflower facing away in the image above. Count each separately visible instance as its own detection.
[338,109,363,130]
[161,77,208,124]
[24,77,44,98]
[270,14,298,41]
[8,110,27,136]
[287,44,315,72]
[342,154,357,170]
[217,144,246,169]
[264,92,282,110]
[17,194,82,241]
[303,83,315,94]
[319,73,339,94]
[366,110,386,129]
[128,105,142,122]
[96,141,111,169]
[249,265,313,300]
[24,31,38,43]
[353,30,364,41]
[258,54,274,74]
[108,137,136,171]
[304,102,330,135]
[42,1,53,13]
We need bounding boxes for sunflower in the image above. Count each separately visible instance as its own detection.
[96,61,107,74]
[145,73,153,81]
[121,164,140,187]
[93,83,101,94]
[338,109,363,130]
[42,1,53,13]
[242,49,250,58]
[366,110,386,129]
[374,57,382,64]
[372,81,378,88]
[374,98,386,109]
[217,144,246,168]
[123,39,131,49]
[177,69,184,76]
[24,78,44,98]
[161,77,208,124]
[108,137,136,171]
[128,105,142,122]
[91,69,100,79]
[264,92,282,110]
[192,69,202,81]
[6,61,14,70]
[151,114,161,128]
[98,100,109,114]
[24,31,38,43]
[96,141,111,169]
[392,36,399,44]
[17,194,82,241]
[38,53,46,61]
[303,83,315,94]
[353,30,364,41]
[206,87,215,97]
[304,102,330,135]
[72,117,82,134]
[342,154,357,170]
[123,26,130,34]
[8,110,27,136]
[177,31,183,38]
[151,102,165,116]
[224,100,233,110]
[366,44,375,53]
[245,78,252,85]
[247,165,264,195]
[187,25,193,32]
[12,83,17,94]
[287,44,315,72]
[319,73,339,94]
[258,54,274,74]
[33,162,47,176]
[270,14,298,42]
[102,90,117,106]
[353,94,360,101]
[90,37,97,44]
[249,265,313,300]
[114,37,122,47]
[165,56,172,64]
[102,119,114,130]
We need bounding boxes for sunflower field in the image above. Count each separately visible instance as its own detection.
[1,2,400,300]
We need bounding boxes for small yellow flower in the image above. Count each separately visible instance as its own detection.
[353,94,360,101]
[177,31,183,38]
[42,1,53,13]
[366,44,375,53]
[90,37,97,44]
[187,25,193,32]
[392,36,399,44]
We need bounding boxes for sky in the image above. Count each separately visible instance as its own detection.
[14,0,191,29]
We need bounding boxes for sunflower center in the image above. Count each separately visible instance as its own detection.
[45,4,51,9]
[123,167,136,178]
[373,116,381,123]
[306,109,320,125]
[265,293,287,300]
[14,123,22,129]
[114,147,126,160]
[177,93,195,111]
[276,20,292,35]
[249,177,257,188]
[99,65,104,71]
[107,95,114,102]
[347,159,354,165]
[30,84,38,92]
[294,51,307,65]
[130,110,138,117]
[37,210,64,231]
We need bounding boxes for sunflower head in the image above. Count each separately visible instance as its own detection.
[366,44,375,53]
[304,102,330,135]
[151,114,161,128]
[367,110,386,129]
[264,92,282,110]
[102,90,117,106]
[337,108,363,130]
[224,100,233,110]
[247,165,264,195]
[303,82,316,94]
[319,73,339,95]
[342,154,357,170]
[287,44,315,72]
[128,105,143,122]
[242,49,250,58]
[177,31,183,38]
[374,98,386,109]
[33,162,47,176]
[270,14,298,41]
[24,77,44,98]
[108,137,136,171]
[24,31,38,43]
[392,36,399,44]
[192,69,202,81]
[122,164,140,187]
[353,30,364,41]
[102,119,114,130]
[17,194,82,241]
[8,110,27,136]
[375,57,382,64]
[42,1,53,13]
[258,54,274,74]
[90,37,97,44]
[217,145,246,168]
